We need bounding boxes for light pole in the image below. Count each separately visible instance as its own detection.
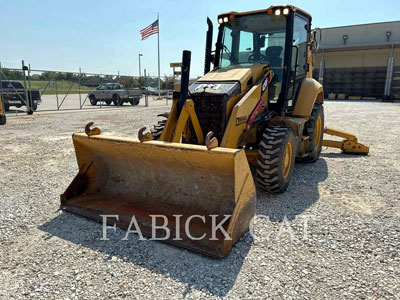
[138,54,143,87]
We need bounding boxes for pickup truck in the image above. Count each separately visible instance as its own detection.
[88,83,142,106]
[0,80,41,111]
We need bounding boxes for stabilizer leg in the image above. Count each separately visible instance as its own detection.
[322,127,369,155]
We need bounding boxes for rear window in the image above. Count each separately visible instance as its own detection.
[1,81,24,89]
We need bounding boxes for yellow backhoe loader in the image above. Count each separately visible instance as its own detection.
[0,96,6,125]
[61,5,369,257]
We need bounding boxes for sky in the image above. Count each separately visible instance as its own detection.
[0,0,399,78]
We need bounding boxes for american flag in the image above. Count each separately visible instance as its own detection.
[140,20,159,40]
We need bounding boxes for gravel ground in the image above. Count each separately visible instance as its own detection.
[0,99,399,299]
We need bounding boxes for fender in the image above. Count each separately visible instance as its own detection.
[292,78,324,118]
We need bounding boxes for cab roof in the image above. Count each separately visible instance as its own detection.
[219,5,311,21]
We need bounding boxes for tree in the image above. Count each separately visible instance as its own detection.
[1,69,24,80]
[120,76,137,88]
[161,75,175,90]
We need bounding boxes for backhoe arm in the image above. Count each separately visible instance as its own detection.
[323,127,369,155]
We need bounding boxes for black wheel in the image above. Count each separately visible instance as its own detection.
[257,126,296,193]
[0,114,6,125]
[105,100,112,106]
[89,95,97,105]
[302,102,324,162]
[129,98,140,106]
[151,119,167,140]
[113,94,122,106]
[32,103,38,111]
[27,110,33,115]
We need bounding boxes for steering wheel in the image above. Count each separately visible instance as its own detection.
[248,54,268,62]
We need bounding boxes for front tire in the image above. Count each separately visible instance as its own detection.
[113,94,122,106]
[89,95,97,106]
[257,126,296,193]
[151,119,167,140]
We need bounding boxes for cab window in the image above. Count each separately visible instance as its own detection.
[287,14,309,101]
[292,15,308,78]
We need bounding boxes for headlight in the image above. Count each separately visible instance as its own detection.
[223,16,228,23]
[275,9,281,16]
[283,8,289,15]
[218,18,223,24]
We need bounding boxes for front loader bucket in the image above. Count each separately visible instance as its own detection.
[61,133,256,257]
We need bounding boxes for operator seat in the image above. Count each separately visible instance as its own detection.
[265,46,283,102]
[265,46,283,68]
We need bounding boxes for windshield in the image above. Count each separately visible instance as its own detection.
[218,13,287,102]
[219,13,286,68]
[1,81,24,89]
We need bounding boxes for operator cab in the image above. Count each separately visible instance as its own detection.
[211,5,312,112]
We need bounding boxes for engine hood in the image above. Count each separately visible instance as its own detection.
[197,64,269,92]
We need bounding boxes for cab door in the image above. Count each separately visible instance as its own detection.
[286,14,309,108]
[104,84,113,99]
[97,84,106,99]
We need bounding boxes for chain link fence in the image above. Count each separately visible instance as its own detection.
[0,61,173,113]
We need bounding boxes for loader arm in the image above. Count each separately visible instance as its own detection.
[323,127,369,155]
[221,70,273,148]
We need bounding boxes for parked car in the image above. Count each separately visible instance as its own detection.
[88,83,142,106]
[143,86,171,96]
[0,80,41,112]
[145,86,156,95]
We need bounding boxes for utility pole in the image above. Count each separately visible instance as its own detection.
[144,68,148,107]
[157,13,161,101]
[139,53,143,87]
[21,60,32,115]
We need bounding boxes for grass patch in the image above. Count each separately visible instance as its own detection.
[26,81,95,95]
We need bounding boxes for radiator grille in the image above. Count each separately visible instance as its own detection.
[191,94,228,143]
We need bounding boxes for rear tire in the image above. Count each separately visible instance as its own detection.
[257,126,296,193]
[151,119,167,140]
[89,95,97,106]
[105,100,112,106]
[130,98,140,106]
[302,102,324,162]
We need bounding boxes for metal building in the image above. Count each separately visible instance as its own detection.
[314,21,400,100]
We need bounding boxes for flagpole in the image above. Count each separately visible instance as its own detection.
[157,13,162,103]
